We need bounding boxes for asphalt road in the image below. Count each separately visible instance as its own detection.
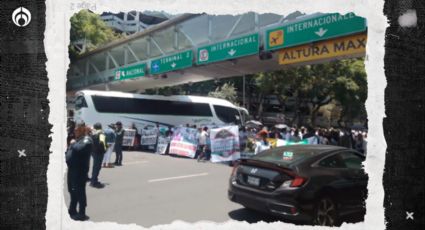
[64,151,284,227]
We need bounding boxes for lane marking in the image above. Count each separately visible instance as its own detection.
[124,160,149,165]
[148,173,209,183]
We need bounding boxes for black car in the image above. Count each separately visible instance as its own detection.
[228,145,367,226]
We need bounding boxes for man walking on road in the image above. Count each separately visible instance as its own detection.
[66,121,92,221]
[114,121,125,166]
[90,123,107,188]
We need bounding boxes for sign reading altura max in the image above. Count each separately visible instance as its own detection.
[150,50,193,75]
[197,33,259,65]
[278,33,367,65]
[266,13,366,51]
[114,63,146,81]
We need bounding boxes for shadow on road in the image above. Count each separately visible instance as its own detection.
[229,208,364,225]
[228,208,291,224]
[228,208,364,226]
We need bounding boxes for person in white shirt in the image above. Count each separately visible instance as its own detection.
[197,127,209,162]
[254,130,271,155]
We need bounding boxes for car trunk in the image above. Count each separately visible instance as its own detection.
[235,159,294,192]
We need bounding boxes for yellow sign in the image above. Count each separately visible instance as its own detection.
[268,29,284,48]
[278,33,367,65]
[266,138,278,147]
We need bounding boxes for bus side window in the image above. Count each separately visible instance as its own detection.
[75,96,88,110]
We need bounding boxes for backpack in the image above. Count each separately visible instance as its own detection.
[92,132,106,154]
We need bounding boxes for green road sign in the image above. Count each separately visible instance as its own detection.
[265,12,366,51]
[150,50,193,75]
[197,33,259,65]
[114,63,146,81]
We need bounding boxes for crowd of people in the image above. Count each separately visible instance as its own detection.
[65,119,367,221]
[241,125,368,155]
[65,120,124,221]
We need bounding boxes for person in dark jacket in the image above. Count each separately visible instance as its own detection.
[90,123,107,188]
[67,121,92,221]
[114,121,125,166]
[67,120,76,147]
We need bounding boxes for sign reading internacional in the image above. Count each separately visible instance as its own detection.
[150,50,193,75]
[114,63,146,81]
[278,33,367,65]
[197,33,259,65]
[266,12,366,51]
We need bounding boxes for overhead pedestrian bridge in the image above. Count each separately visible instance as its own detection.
[67,12,367,94]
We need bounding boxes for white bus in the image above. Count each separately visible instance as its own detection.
[73,90,248,130]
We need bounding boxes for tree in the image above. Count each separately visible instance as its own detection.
[69,10,121,58]
[253,66,310,125]
[332,59,367,127]
[208,83,239,105]
[253,58,367,127]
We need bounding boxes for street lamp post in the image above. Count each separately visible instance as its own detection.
[243,75,246,108]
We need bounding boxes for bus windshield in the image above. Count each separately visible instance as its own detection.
[213,105,241,125]
[74,96,87,110]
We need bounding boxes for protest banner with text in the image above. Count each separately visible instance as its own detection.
[123,129,136,147]
[210,126,240,162]
[169,127,198,158]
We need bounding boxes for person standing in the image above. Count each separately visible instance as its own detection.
[90,123,107,188]
[302,126,319,144]
[254,130,271,155]
[355,133,366,154]
[154,123,160,153]
[66,121,92,221]
[114,121,124,166]
[102,124,116,168]
[67,120,76,147]
[197,127,209,162]
[239,127,248,152]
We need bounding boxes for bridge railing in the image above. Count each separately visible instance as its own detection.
[68,12,323,91]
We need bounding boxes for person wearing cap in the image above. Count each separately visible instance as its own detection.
[90,123,107,188]
[102,123,116,168]
[66,121,92,221]
[114,121,125,166]
[254,130,271,155]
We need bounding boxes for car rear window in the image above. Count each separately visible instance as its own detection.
[252,148,316,166]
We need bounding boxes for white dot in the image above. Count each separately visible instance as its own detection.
[398,10,417,27]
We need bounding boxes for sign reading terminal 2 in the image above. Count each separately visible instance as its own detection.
[197,33,259,65]
[278,33,367,65]
[266,13,366,51]
[150,50,193,75]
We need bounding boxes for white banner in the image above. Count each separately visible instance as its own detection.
[122,129,136,147]
[156,136,170,155]
[141,128,158,146]
[169,127,198,158]
[210,125,240,162]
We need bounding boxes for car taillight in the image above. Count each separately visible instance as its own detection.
[290,176,306,187]
[281,176,306,188]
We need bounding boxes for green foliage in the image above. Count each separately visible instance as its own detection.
[145,58,367,128]
[253,58,367,127]
[208,83,239,105]
[69,10,122,58]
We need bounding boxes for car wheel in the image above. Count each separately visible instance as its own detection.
[313,197,339,226]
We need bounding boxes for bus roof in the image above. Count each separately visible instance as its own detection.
[76,90,237,108]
